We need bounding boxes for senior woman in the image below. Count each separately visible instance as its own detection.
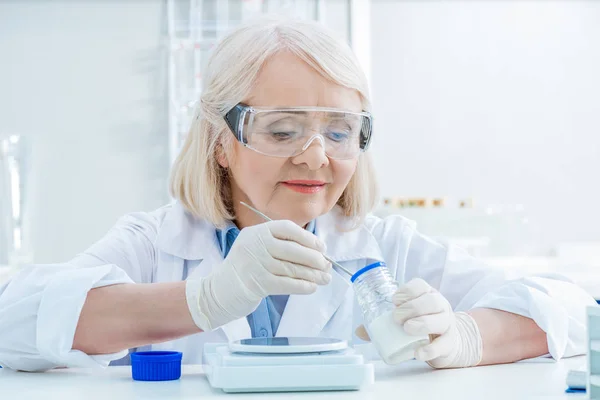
[0,17,594,372]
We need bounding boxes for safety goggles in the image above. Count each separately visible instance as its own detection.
[223,103,373,160]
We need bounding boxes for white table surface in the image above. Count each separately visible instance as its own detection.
[0,357,586,400]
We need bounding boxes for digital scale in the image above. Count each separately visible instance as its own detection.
[203,337,374,393]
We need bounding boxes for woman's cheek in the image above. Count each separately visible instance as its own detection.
[333,159,358,186]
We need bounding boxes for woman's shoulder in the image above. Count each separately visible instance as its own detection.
[362,212,446,254]
[112,203,174,234]
[323,206,419,243]
[322,208,424,259]
[362,212,418,236]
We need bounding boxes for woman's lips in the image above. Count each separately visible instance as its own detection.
[281,180,326,194]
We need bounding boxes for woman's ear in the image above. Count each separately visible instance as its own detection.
[216,142,229,168]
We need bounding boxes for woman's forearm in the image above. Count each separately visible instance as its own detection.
[73,282,201,355]
[468,308,549,365]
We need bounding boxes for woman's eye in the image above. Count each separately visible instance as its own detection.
[271,131,296,140]
[327,131,349,142]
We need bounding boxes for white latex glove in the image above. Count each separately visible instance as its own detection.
[185,220,332,332]
[356,278,483,369]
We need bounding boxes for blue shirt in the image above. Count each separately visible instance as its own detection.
[216,220,316,337]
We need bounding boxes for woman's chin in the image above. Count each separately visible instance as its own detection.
[270,202,329,225]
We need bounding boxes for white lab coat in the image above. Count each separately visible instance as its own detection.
[0,202,595,371]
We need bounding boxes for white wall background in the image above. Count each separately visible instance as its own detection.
[1,0,599,262]
[370,0,600,248]
[0,0,169,263]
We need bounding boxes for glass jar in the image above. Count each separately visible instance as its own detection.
[352,262,429,365]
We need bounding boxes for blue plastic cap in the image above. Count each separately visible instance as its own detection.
[131,351,182,381]
[350,261,386,283]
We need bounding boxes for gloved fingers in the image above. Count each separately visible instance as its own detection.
[393,278,432,306]
[270,260,332,285]
[415,331,455,362]
[266,220,326,252]
[403,313,452,336]
[355,325,371,341]
[393,291,449,324]
[268,239,331,272]
[266,275,319,295]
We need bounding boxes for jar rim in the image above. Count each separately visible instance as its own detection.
[350,261,387,283]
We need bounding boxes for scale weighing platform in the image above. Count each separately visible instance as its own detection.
[203,337,374,393]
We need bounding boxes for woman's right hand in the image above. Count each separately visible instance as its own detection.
[185,220,332,331]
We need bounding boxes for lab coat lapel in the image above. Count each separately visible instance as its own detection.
[156,202,219,261]
[276,269,350,337]
[156,202,251,341]
[276,207,384,337]
[220,318,252,342]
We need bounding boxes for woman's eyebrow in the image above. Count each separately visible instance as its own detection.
[258,113,302,125]
[258,110,357,124]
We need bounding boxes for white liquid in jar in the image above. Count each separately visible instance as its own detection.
[367,309,430,365]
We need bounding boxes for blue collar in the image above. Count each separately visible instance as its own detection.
[216,220,317,257]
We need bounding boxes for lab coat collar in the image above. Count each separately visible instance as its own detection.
[157,203,384,264]
[156,202,218,260]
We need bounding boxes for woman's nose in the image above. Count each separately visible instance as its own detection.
[291,135,329,170]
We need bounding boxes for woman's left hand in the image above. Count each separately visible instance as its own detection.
[355,278,483,368]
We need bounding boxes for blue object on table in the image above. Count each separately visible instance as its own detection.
[131,351,182,381]
[565,388,586,393]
